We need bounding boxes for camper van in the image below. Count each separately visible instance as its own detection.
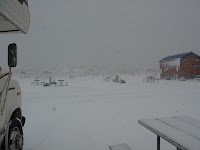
[0,0,30,33]
[0,0,30,149]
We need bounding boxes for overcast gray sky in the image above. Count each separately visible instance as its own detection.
[0,0,200,70]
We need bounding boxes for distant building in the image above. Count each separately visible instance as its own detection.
[159,52,200,79]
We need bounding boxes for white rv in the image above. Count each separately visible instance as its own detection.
[0,0,30,149]
[0,0,30,33]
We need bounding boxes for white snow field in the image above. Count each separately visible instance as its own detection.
[17,76,200,150]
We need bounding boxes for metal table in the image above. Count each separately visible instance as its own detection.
[58,80,64,86]
[138,116,200,150]
[34,79,40,85]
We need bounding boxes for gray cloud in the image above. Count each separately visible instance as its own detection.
[0,0,200,71]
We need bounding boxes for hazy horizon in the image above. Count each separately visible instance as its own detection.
[0,0,200,71]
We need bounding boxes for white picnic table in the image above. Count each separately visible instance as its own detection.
[138,116,200,150]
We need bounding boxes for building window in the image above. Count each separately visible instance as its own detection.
[182,59,188,62]
[194,59,200,61]
[164,63,169,72]
[165,63,169,68]
[193,65,200,68]
[176,66,180,72]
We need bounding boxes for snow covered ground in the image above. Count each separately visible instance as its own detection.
[16,75,200,150]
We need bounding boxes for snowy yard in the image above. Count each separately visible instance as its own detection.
[17,76,200,150]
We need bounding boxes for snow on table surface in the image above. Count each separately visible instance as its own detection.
[15,75,200,150]
[138,116,200,150]
[109,143,132,150]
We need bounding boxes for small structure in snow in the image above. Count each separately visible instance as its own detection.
[144,76,156,83]
[104,76,112,82]
[43,82,51,87]
[113,75,120,83]
[120,79,126,84]
[112,75,126,84]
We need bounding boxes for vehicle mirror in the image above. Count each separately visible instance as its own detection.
[8,43,17,67]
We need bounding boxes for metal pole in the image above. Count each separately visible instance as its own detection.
[157,136,160,150]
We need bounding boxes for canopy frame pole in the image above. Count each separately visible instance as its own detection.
[157,136,160,150]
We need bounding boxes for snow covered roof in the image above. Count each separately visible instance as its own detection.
[159,52,200,62]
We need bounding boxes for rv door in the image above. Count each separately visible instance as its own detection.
[0,0,30,34]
